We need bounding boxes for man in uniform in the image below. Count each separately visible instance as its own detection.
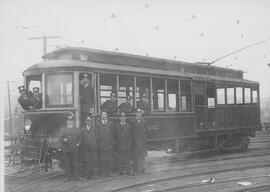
[18,86,34,110]
[131,108,148,174]
[115,112,132,175]
[80,115,98,179]
[118,96,134,114]
[80,74,94,125]
[101,92,118,116]
[96,111,115,177]
[60,115,81,181]
[31,87,42,109]
[137,93,150,114]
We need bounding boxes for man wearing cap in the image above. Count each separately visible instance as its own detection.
[31,87,42,109]
[137,93,151,114]
[96,111,115,177]
[115,112,132,175]
[80,74,94,125]
[131,108,148,174]
[80,115,98,179]
[101,92,118,116]
[118,96,134,114]
[60,115,81,181]
[18,86,34,110]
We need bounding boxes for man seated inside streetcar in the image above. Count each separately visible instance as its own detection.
[31,87,42,109]
[18,85,34,110]
[101,92,118,116]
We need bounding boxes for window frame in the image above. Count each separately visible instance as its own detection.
[45,72,74,108]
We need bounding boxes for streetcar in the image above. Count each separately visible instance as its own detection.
[18,47,260,169]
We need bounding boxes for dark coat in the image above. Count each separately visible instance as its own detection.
[137,100,151,113]
[80,126,97,151]
[18,94,33,110]
[80,85,94,113]
[60,127,81,153]
[115,121,132,151]
[101,100,118,115]
[96,119,115,151]
[31,94,42,109]
[131,119,148,147]
[118,103,134,114]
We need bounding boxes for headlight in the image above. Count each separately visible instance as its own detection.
[25,119,32,131]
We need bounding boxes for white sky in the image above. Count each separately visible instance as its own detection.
[1,0,270,97]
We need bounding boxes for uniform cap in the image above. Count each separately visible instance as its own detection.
[18,86,25,92]
[85,116,92,121]
[136,108,142,113]
[142,93,147,97]
[67,115,74,120]
[33,87,39,92]
[83,74,88,77]
[126,96,132,100]
[111,92,116,97]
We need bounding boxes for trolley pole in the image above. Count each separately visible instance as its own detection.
[28,35,61,56]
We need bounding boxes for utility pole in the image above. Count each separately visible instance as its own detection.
[28,35,61,55]
[7,81,14,139]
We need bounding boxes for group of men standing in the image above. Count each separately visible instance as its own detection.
[61,109,148,182]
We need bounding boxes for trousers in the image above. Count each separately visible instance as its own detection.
[64,151,79,179]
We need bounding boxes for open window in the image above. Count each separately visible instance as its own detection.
[180,80,192,111]
[119,75,135,106]
[207,83,215,108]
[136,76,150,111]
[26,74,42,94]
[99,73,117,106]
[152,78,165,111]
[167,79,179,111]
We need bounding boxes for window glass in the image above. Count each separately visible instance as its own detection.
[227,87,235,104]
[46,74,73,106]
[152,78,165,111]
[99,74,117,106]
[252,90,258,103]
[244,88,251,103]
[236,87,243,104]
[217,88,225,104]
[207,83,215,108]
[167,79,178,111]
[119,75,134,106]
[180,80,192,111]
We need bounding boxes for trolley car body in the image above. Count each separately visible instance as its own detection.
[21,47,260,160]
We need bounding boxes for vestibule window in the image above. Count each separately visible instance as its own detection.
[180,80,192,111]
[252,90,258,103]
[46,73,73,107]
[152,78,165,111]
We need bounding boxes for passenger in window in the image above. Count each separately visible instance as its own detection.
[137,93,150,114]
[31,87,42,109]
[101,92,118,116]
[118,96,134,114]
[18,86,34,110]
[80,74,94,122]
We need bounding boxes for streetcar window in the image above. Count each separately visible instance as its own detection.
[252,90,258,103]
[136,76,150,109]
[46,73,73,107]
[167,79,178,111]
[152,78,165,111]
[99,74,117,106]
[118,75,134,106]
[180,80,192,111]
[217,88,225,104]
[227,87,235,104]
[26,74,42,94]
[207,83,215,108]
[244,88,251,103]
[236,87,243,104]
